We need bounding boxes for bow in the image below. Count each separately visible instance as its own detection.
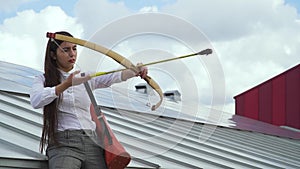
[46,32,163,110]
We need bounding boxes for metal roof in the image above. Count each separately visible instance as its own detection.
[1,61,300,169]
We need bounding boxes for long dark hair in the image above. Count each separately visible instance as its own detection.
[40,31,73,153]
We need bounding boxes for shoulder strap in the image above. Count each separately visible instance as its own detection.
[83,82,102,115]
[84,81,113,144]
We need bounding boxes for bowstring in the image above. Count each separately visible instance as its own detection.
[51,38,82,70]
[51,38,151,109]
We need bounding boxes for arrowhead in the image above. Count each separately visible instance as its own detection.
[197,48,212,55]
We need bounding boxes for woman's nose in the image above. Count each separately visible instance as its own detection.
[69,49,76,57]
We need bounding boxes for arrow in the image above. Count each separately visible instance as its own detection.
[90,48,212,77]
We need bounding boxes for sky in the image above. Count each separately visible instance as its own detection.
[0,0,299,115]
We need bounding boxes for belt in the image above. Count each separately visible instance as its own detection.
[56,129,97,138]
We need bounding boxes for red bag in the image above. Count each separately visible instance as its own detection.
[90,105,131,169]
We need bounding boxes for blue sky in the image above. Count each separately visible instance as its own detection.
[0,0,299,19]
[286,0,300,10]
[0,0,177,23]
[0,0,76,22]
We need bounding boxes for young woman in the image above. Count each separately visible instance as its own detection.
[30,31,147,169]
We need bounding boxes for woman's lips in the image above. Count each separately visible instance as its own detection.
[68,59,75,63]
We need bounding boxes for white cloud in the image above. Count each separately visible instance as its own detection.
[139,6,159,13]
[71,0,300,114]
[0,6,83,71]
[213,21,300,111]
[156,0,300,113]
[161,0,299,41]
[74,0,131,38]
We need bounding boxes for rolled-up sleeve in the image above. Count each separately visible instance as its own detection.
[30,75,58,109]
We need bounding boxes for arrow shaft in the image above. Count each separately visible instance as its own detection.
[90,49,211,78]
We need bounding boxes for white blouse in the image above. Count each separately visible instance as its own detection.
[30,70,122,131]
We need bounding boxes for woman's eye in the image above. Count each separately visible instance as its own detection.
[61,47,76,53]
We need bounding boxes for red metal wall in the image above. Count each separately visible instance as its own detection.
[234,64,300,129]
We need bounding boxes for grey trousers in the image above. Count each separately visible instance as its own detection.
[46,130,107,169]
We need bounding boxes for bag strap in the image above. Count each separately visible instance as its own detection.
[84,82,113,145]
[83,82,101,114]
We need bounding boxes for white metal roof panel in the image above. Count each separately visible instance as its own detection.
[1,61,300,169]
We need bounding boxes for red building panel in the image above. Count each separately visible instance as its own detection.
[272,75,286,126]
[235,95,245,116]
[244,88,259,119]
[234,64,300,129]
[259,82,272,123]
[285,66,300,128]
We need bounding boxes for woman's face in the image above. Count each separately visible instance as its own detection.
[56,41,77,72]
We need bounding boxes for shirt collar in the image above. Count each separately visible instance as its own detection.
[58,68,75,78]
